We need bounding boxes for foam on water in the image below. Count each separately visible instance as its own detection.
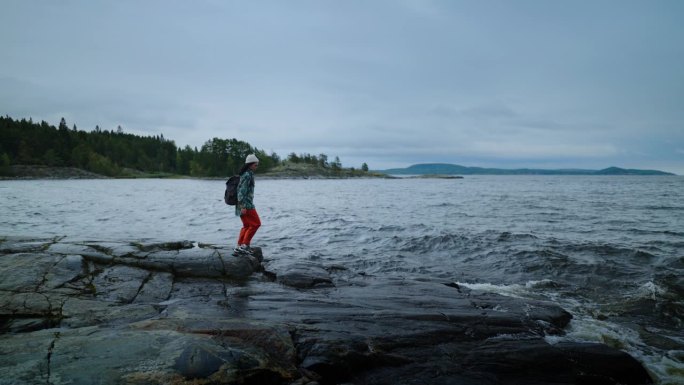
[455,280,557,299]
[636,281,668,301]
[458,279,683,384]
[560,317,684,385]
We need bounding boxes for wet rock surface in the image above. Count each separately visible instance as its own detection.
[0,237,653,384]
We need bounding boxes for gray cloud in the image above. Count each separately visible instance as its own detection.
[1,0,683,173]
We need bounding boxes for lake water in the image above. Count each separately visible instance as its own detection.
[1,176,683,383]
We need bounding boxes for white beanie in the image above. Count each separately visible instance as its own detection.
[245,154,259,164]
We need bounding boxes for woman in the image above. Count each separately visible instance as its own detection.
[234,154,261,255]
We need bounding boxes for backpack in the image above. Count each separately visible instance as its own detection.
[224,175,240,205]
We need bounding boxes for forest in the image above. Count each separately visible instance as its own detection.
[0,116,368,177]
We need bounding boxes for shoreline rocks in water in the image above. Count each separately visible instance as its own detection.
[0,237,653,384]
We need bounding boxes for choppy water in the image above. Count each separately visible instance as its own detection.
[1,176,683,383]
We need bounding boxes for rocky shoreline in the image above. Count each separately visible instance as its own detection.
[0,165,393,180]
[1,165,109,179]
[0,237,653,384]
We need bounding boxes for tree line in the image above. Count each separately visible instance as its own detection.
[0,116,369,177]
[285,152,369,173]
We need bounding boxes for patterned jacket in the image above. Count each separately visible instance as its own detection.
[235,170,255,216]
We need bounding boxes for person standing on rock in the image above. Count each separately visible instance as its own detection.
[234,154,261,255]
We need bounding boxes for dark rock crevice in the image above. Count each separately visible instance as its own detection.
[129,271,154,305]
[46,331,60,384]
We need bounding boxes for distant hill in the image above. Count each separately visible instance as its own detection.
[378,163,675,176]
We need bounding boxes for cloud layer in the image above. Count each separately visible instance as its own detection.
[2,0,683,173]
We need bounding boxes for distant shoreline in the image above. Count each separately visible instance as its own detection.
[378,163,677,176]
[0,165,392,180]
[1,164,678,180]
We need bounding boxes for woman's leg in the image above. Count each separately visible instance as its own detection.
[240,209,261,245]
[237,226,248,245]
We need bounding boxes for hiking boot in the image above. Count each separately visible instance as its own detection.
[233,245,253,255]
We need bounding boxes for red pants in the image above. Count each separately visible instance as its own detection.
[238,209,261,246]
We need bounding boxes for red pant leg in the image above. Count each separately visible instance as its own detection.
[238,209,261,245]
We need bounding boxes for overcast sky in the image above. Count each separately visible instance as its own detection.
[2,0,683,173]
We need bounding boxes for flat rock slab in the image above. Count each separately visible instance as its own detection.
[273,261,335,289]
[0,237,653,384]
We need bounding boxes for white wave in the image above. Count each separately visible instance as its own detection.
[457,279,683,384]
[635,281,667,300]
[454,279,557,299]
[547,312,684,384]
[557,314,642,349]
[455,281,529,298]
[641,353,684,385]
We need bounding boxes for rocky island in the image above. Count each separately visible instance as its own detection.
[0,237,653,384]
